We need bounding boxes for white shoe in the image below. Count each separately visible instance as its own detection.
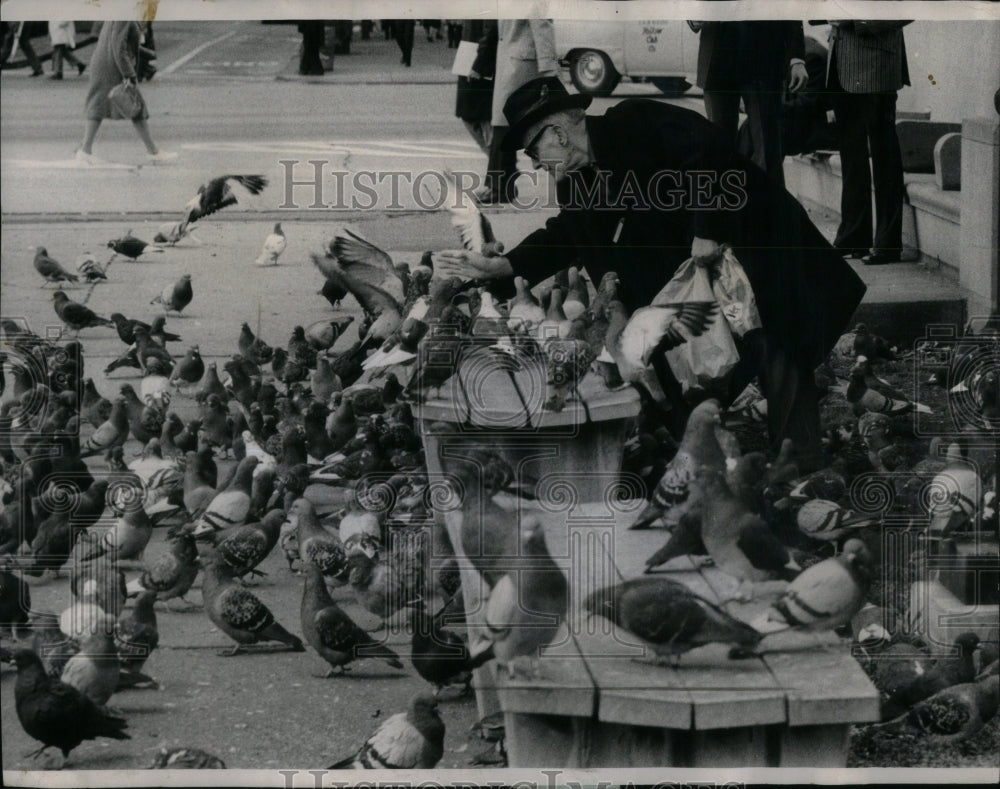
[75,149,107,166]
[146,150,178,164]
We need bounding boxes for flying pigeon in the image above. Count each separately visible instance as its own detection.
[182,174,268,224]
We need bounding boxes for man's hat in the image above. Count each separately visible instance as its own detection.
[501,76,592,152]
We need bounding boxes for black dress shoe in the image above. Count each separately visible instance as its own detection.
[835,246,869,259]
[861,250,901,266]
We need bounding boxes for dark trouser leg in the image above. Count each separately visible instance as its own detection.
[703,90,742,151]
[830,63,874,252]
[758,339,823,472]
[484,126,518,201]
[743,84,786,187]
[18,32,43,74]
[51,45,63,74]
[866,92,904,254]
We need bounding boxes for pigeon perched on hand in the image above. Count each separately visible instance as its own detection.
[151,274,193,315]
[33,247,79,287]
[202,555,304,655]
[753,537,872,634]
[13,648,130,764]
[584,576,763,665]
[327,693,445,769]
[255,222,287,266]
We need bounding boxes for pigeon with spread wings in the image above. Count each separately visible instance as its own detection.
[312,229,406,351]
[443,170,501,256]
[177,175,268,235]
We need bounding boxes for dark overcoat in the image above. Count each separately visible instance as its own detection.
[696,21,805,90]
[504,99,867,369]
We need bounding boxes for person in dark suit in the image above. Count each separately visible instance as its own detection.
[297,21,326,76]
[436,77,867,470]
[455,21,497,154]
[826,20,911,265]
[692,21,809,186]
[395,20,415,67]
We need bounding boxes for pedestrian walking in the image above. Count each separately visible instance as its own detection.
[298,20,326,75]
[422,20,443,42]
[395,20,415,68]
[826,20,911,265]
[7,21,45,76]
[76,20,176,165]
[137,22,156,82]
[480,19,558,203]
[48,21,86,80]
[446,21,463,49]
[455,20,496,155]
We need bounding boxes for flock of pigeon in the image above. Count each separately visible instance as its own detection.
[1,169,999,770]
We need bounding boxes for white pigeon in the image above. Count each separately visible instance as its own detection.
[254,222,287,266]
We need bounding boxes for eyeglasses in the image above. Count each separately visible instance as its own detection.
[523,124,555,161]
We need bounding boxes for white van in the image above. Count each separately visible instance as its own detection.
[555,18,700,96]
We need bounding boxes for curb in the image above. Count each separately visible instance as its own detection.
[273,55,455,86]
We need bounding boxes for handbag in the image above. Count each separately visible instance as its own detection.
[108,78,144,119]
[653,256,740,395]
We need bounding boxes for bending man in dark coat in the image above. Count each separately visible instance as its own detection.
[437,76,866,471]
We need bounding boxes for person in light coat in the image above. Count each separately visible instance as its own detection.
[478,19,558,203]
[76,21,175,165]
[48,21,86,79]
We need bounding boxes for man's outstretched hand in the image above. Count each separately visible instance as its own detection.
[434,250,513,281]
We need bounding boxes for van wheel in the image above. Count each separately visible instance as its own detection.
[650,77,692,97]
[569,50,620,97]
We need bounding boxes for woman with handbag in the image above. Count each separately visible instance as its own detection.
[76,20,175,165]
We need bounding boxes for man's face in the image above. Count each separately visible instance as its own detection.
[522,120,570,182]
